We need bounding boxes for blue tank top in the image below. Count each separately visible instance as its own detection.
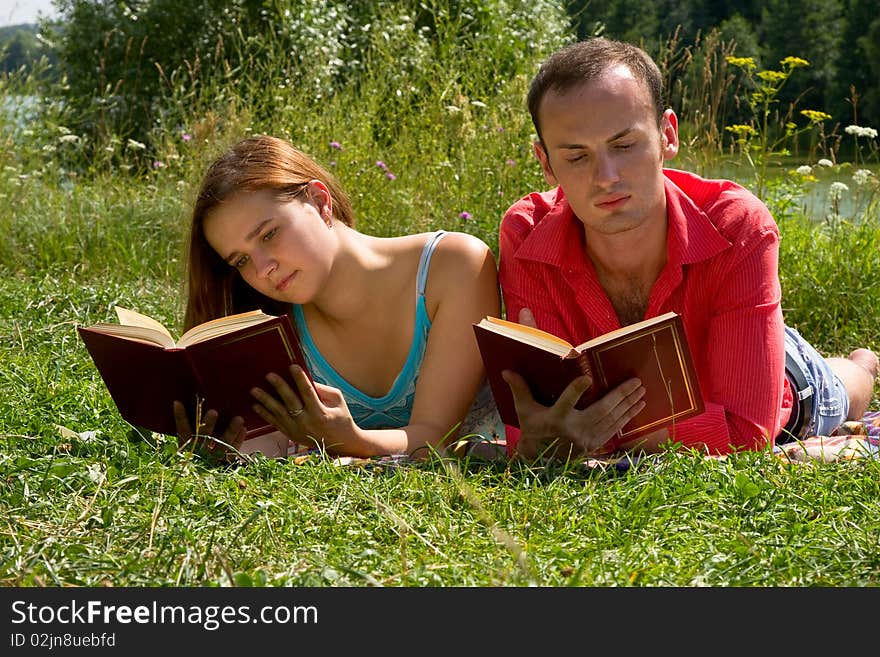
[291,231,448,429]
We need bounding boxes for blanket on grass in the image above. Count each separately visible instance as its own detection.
[283,411,880,468]
[772,411,880,463]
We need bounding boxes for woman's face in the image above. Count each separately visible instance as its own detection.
[203,187,336,305]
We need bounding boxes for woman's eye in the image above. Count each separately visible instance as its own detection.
[262,227,278,242]
[233,255,249,269]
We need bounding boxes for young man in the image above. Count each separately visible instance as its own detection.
[498,37,878,460]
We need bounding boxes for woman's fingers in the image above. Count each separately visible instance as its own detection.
[172,400,247,463]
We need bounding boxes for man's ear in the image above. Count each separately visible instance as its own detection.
[660,109,679,161]
[533,141,558,186]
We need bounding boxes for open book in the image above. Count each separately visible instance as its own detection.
[78,306,312,439]
[473,311,704,442]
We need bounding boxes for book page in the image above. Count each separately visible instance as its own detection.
[479,316,575,355]
[575,311,678,351]
[115,306,175,343]
[176,309,272,348]
[86,322,176,348]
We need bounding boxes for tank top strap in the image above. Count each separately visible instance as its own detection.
[415,230,448,298]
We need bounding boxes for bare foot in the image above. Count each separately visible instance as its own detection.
[849,348,879,380]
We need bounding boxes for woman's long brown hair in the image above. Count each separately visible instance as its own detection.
[183,135,355,331]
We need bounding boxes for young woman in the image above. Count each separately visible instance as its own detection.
[173,135,503,460]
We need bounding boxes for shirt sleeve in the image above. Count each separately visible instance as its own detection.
[498,195,573,455]
[660,224,785,454]
[498,195,572,339]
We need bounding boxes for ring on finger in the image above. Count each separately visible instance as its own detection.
[288,407,305,418]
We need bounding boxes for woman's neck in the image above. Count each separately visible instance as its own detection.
[305,227,391,324]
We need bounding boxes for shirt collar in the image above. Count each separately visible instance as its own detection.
[663,168,732,266]
[514,170,731,271]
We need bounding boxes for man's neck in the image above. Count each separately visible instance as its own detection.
[583,211,668,326]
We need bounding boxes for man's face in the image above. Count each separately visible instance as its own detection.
[534,64,678,238]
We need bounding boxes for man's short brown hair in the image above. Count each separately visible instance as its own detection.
[527,37,665,143]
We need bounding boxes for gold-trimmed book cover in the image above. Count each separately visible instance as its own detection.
[473,311,704,441]
[78,307,311,439]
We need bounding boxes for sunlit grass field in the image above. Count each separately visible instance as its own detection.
[2,9,880,586]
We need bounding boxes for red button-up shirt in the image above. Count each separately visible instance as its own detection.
[498,168,792,455]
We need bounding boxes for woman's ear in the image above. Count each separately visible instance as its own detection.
[306,179,333,226]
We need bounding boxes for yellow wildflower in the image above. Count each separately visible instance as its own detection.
[780,56,810,69]
[801,109,832,123]
[726,56,756,70]
[757,70,787,83]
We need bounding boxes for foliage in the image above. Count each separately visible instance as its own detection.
[38,0,568,167]
[0,25,56,74]
[1,0,879,589]
[724,56,836,199]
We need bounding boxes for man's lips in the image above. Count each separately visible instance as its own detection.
[596,194,630,210]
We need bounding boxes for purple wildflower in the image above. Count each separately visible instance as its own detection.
[506,159,516,167]
[181,133,192,142]
[385,172,397,180]
[330,141,342,150]
[153,160,165,168]
[376,160,388,170]
[459,211,472,220]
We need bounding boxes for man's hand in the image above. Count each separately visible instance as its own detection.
[504,307,647,459]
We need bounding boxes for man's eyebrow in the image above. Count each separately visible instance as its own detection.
[223,219,272,262]
[555,127,635,150]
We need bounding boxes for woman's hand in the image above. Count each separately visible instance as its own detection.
[250,365,361,455]
[173,400,247,463]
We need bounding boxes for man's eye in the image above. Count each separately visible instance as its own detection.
[568,154,587,163]
[615,142,634,150]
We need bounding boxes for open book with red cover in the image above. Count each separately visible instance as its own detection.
[473,311,704,442]
[78,306,312,440]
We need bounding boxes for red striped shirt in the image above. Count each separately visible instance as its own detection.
[498,168,792,455]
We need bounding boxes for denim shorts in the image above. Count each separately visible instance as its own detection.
[778,325,849,442]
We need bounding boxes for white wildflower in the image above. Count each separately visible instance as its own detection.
[852,169,876,186]
[818,158,833,167]
[126,139,146,150]
[845,125,878,139]
[58,134,80,144]
[828,182,849,203]
[796,165,812,175]
[86,463,105,484]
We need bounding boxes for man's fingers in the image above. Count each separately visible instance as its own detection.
[501,369,540,416]
[555,374,594,410]
[518,307,538,328]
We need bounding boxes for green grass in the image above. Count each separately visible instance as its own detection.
[4,434,880,586]
[2,8,880,587]
[1,162,878,587]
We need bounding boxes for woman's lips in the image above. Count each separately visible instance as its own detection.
[275,272,296,291]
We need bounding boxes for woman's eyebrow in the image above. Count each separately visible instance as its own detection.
[223,218,272,262]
